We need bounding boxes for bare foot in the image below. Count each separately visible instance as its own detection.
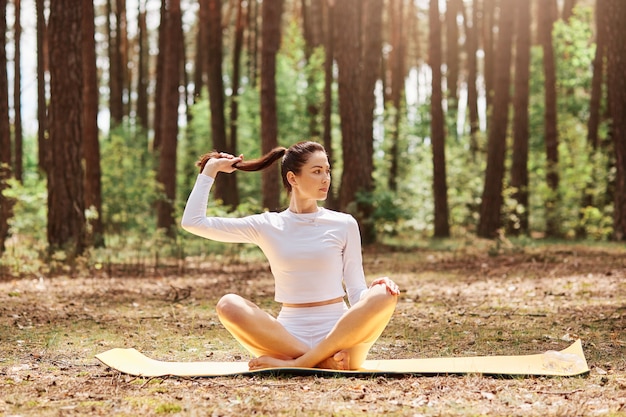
[248,355,296,370]
[315,350,351,370]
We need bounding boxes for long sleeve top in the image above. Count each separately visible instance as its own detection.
[181,174,368,306]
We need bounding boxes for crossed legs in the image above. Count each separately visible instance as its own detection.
[215,283,398,370]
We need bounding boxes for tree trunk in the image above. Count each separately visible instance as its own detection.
[194,0,208,101]
[153,1,166,151]
[246,0,259,87]
[336,2,365,210]
[0,0,13,254]
[82,0,104,248]
[107,0,124,127]
[227,0,245,208]
[387,0,404,192]
[47,0,86,256]
[207,0,237,208]
[321,0,337,210]
[36,0,48,175]
[579,0,607,238]
[540,0,560,237]
[482,0,496,114]
[260,0,283,211]
[429,0,450,238]
[155,0,182,236]
[477,0,515,238]
[606,0,626,241]
[136,0,149,130]
[302,0,323,139]
[508,0,531,236]
[463,0,480,157]
[445,0,461,123]
[13,0,22,182]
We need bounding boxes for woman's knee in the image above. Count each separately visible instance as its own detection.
[216,293,247,320]
[367,283,398,309]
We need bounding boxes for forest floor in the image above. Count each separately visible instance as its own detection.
[1,240,625,416]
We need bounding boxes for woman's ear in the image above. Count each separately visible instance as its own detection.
[286,171,297,188]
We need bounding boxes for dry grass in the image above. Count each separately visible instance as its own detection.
[1,242,625,416]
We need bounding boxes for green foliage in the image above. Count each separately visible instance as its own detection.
[100,126,160,237]
[523,7,613,239]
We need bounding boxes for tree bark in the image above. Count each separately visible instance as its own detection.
[82,0,104,247]
[36,0,48,175]
[387,0,404,192]
[206,0,237,208]
[508,0,531,236]
[0,0,13,254]
[260,0,283,211]
[13,0,22,182]
[47,0,86,255]
[606,0,626,241]
[540,0,560,237]
[155,0,182,236]
[136,0,149,130]
[227,0,245,208]
[335,1,365,209]
[477,0,515,238]
[445,0,461,121]
[321,0,337,209]
[429,0,450,238]
[463,0,480,157]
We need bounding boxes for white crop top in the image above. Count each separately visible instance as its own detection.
[181,174,368,306]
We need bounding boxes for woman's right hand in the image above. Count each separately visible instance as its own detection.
[201,152,243,178]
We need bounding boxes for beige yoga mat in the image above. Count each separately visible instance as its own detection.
[95,340,589,377]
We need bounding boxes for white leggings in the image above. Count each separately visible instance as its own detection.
[277,302,349,349]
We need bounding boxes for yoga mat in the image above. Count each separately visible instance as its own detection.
[95,339,589,377]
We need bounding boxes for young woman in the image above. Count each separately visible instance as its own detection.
[181,141,399,370]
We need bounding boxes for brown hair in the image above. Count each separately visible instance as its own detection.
[196,141,326,193]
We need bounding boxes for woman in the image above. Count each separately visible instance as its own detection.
[181,141,399,370]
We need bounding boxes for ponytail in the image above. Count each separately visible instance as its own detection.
[196,147,287,173]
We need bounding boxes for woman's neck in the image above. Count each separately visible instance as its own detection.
[288,197,318,214]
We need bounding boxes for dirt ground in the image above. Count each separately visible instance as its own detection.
[1,243,625,416]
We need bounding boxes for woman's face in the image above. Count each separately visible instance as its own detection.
[289,151,331,200]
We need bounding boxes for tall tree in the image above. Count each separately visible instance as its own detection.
[155,0,182,235]
[335,0,371,241]
[463,0,480,157]
[387,0,405,192]
[194,0,209,101]
[429,0,450,238]
[13,0,22,182]
[445,0,461,120]
[227,0,246,208]
[260,0,283,211]
[477,0,515,238]
[47,0,86,255]
[0,0,13,254]
[580,0,607,238]
[321,0,337,209]
[107,0,124,126]
[82,0,104,247]
[354,0,384,243]
[36,0,48,175]
[481,0,496,113]
[246,0,259,87]
[539,0,560,237]
[301,0,323,139]
[136,0,149,130]
[508,0,531,235]
[606,0,626,241]
[206,0,235,207]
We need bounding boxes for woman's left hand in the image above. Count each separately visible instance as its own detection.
[370,276,400,295]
